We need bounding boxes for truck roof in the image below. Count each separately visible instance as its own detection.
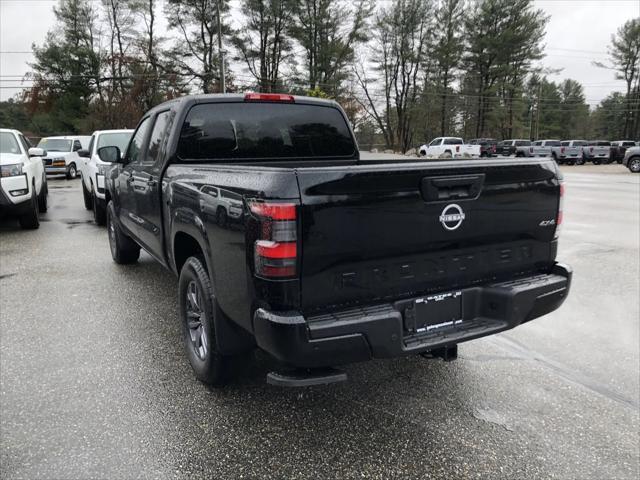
[149,93,340,116]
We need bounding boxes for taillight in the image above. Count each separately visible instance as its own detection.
[456,145,460,153]
[249,201,297,278]
[590,146,594,153]
[530,147,534,153]
[556,182,564,238]
[560,147,565,154]
[244,93,295,103]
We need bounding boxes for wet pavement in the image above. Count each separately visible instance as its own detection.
[1,166,638,479]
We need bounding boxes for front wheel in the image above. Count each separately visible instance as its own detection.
[82,180,92,210]
[216,208,228,228]
[628,157,640,173]
[66,163,77,180]
[92,186,106,225]
[179,256,240,386]
[593,160,601,165]
[19,184,40,230]
[38,177,48,213]
[106,202,140,264]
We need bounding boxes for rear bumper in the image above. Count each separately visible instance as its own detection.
[253,264,572,368]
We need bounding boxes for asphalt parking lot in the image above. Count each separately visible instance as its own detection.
[1,165,638,479]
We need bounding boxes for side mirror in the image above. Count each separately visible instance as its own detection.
[73,144,82,152]
[97,146,121,163]
[78,149,90,158]
[28,147,46,157]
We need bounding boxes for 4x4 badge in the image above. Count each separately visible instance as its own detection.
[439,204,465,231]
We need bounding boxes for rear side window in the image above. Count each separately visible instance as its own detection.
[178,102,356,161]
[126,119,151,163]
[560,141,570,146]
[574,141,587,146]
[146,111,172,165]
[443,138,463,145]
[515,140,530,146]
[546,141,561,147]
[597,141,611,146]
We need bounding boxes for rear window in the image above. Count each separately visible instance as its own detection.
[515,140,530,146]
[596,141,611,146]
[177,102,356,161]
[574,141,587,146]
[546,141,561,147]
[560,141,570,146]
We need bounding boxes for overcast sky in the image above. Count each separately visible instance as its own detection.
[1,0,639,103]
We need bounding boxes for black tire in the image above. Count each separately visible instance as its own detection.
[593,160,601,165]
[216,207,228,228]
[92,186,106,226]
[37,177,47,213]
[82,180,93,210]
[106,202,140,264]
[19,183,40,230]
[179,256,239,386]
[628,157,640,173]
[576,156,585,165]
[567,160,575,166]
[66,162,78,180]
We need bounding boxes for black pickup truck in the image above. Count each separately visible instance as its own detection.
[100,93,572,387]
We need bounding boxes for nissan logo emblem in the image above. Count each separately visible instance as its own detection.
[439,204,465,231]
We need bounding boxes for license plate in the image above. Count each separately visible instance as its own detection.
[413,291,463,333]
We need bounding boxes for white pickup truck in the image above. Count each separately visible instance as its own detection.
[0,129,48,229]
[37,135,91,179]
[418,137,481,158]
[583,141,611,164]
[78,129,133,225]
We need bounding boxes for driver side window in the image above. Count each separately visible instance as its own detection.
[125,117,151,164]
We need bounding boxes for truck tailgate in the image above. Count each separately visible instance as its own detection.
[296,159,560,313]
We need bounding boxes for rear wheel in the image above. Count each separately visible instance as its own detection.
[628,157,640,173]
[19,183,40,230]
[82,180,92,210]
[593,159,601,165]
[66,163,77,180]
[576,156,585,165]
[106,202,140,264]
[179,256,241,386]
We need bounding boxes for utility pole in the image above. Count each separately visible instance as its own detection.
[216,0,226,93]
[535,83,541,140]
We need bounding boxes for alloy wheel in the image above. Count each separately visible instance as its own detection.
[186,281,208,360]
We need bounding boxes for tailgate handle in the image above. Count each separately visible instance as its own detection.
[421,174,485,202]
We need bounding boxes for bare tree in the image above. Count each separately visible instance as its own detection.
[233,0,295,92]
[165,0,230,93]
[356,0,432,152]
[290,0,373,95]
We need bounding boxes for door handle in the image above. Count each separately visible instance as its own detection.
[421,174,485,202]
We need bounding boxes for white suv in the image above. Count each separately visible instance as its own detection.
[0,129,48,229]
[37,135,91,179]
[78,129,133,225]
